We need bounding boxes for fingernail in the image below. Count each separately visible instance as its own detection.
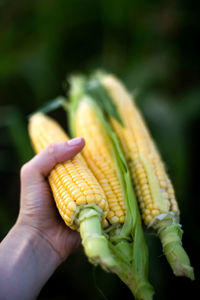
[67,137,83,146]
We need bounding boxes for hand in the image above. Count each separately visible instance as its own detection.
[0,137,86,300]
[17,137,85,262]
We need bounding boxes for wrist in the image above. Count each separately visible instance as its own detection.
[14,221,63,267]
[0,222,62,300]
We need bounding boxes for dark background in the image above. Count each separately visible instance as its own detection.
[0,0,199,299]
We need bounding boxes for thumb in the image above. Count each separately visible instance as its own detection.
[20,137,85,185]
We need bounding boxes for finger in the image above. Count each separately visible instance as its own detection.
[21,137,85,183]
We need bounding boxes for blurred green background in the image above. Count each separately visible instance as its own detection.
[0,0,199,299]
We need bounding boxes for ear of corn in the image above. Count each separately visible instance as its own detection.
[68,77,154,300]
[28,113,123,269]
[85,73,194,280]
[75,99,126,225]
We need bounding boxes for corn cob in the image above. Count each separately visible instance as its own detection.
[75,100,126,225]
[29,113,108,229]
[68,77,154,300]
[86,73,194,280]
[102,75,179,225]
[28,112,124,270]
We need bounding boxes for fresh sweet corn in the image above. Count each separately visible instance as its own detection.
[101,75,179,225]
[28,113,108,229]
[95,73,194,280]
[68,77,154,300]
[75,100,126,225]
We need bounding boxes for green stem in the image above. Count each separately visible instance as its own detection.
[152,213,194,280]
[79,208,154,300]
[109,242,154,300]
[79,208,116,269]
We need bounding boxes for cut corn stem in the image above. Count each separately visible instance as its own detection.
[79,208,154,300]
[151,213,194,280]
[79,208,116,268]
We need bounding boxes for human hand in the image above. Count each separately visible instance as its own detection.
[17,137,85,262]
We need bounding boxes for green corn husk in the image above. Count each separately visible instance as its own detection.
[67,76,154,300]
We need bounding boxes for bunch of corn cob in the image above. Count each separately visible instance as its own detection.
[83,71,194,280]
[29,111,154,299]
[28,70,194,300]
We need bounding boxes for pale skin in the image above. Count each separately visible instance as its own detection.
[0,137,85,300]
